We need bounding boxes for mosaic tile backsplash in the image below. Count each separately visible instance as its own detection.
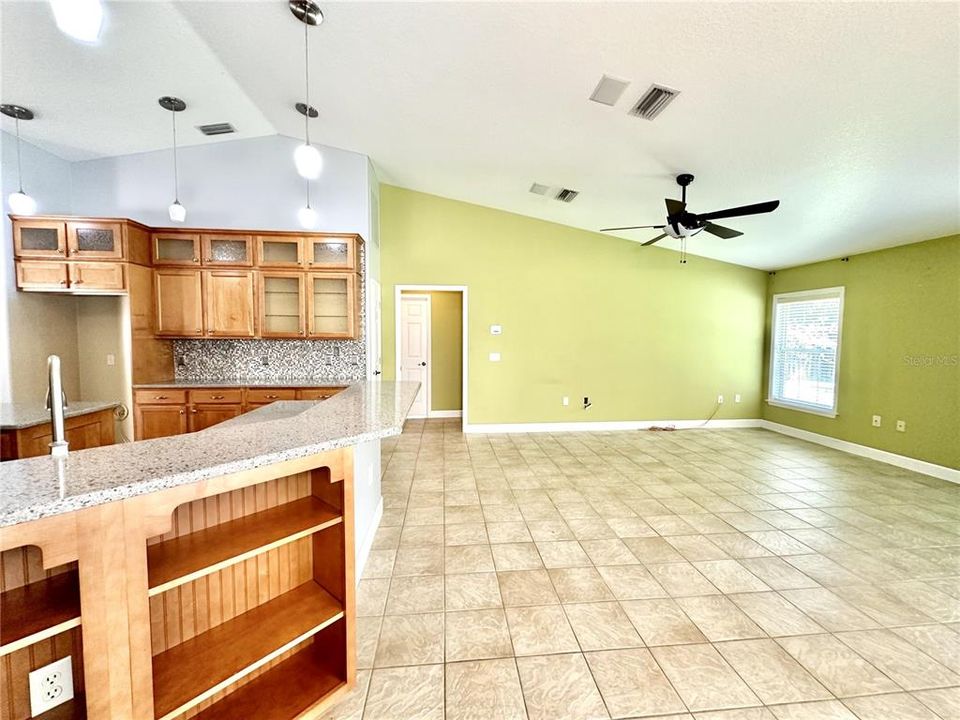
[174,246,367,381]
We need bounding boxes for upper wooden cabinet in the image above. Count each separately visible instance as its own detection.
[307,236,357,271]
[67,221,124,259]
[204,270,257,337]
[155,269,204,337]
[68,261,126,292]
[256,236,303,268]
[308,272,358,339]
[153,233,201,266]
[201,234,253,267]
[259,272,306,337]
[13,219,67,258]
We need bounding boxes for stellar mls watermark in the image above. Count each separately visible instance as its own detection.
[903,354,959,367]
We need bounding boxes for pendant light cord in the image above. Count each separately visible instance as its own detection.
[305,178,312,210]
[14,118,24,192]
[303,22,311,147]
[171,110,180,202]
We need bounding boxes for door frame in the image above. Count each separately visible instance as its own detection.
[394,284,468,422]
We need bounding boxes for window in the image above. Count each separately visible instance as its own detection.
[769,286,845,416]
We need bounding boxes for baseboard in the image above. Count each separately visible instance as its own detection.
[760,420,960,484]
[463,418,763,433]
[429,410,462,418]
[355,496,384,586]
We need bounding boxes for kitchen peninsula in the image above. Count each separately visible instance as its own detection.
[0,381,419,720]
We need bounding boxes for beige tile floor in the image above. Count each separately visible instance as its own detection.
[323,419,960,720]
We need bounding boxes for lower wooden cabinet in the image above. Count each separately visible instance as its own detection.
[1,407,116,460]
[134,386,346,439]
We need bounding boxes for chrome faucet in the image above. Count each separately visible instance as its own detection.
[45,355,69,457]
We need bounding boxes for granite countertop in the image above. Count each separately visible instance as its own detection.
[134,378,355,389]
[1,400,121,430]
[0,382,420,527]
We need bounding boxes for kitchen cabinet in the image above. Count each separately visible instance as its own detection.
[307,272,357,339]
[256,236,303,268]
[67,221,124,259]
[155,269,204,337]
[134,404,188,441]
[259,272,306,337]
[202,234,253,267]
[153,232,201,266]
[204,270,257,337]
[15,261,68,291]
[297,387,345,401]
[307,236,357,271]
[188,403,244,431]
[2,407,117,460]
[13,219,67,258]
[68,261,126,292]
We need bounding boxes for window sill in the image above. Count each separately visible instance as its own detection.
[765,399,838,418]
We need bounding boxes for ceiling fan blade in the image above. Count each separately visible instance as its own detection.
[641,233,668,247]
[599,224,665,232]
[665,198,685,216]
[703,222,743,239]
[696,200,780,222]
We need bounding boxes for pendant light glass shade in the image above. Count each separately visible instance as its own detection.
[8,191,37,216]
[298,204,318,229]
[51,0,104,43]
[168,200,186,223]
[294,143,322,179]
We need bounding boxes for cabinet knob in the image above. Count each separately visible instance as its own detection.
[60,280,68,286]
[191,409,198,413]
[57,248,64,254]
[179,409,184,415]
[298,329,305,336]
[74,280,83,285]
[193,257,199,263]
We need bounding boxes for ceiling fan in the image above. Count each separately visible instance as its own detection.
[600,174,780,255]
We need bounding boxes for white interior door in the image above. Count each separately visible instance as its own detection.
[400,294,430,418]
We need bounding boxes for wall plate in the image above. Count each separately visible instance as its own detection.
[29,656,74,715]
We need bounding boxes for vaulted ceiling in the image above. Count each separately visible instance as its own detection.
[2,1,958,269]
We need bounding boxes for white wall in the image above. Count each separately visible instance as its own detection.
[1,130,80,403]
[71,134,371,236]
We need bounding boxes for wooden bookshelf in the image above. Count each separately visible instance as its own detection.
[152,580,343,719]
[147,496,342,595]
[40,696,86,720]
[0,570,81,655]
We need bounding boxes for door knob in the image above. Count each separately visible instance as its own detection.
[420,361,427,367]
[373,370,382,376]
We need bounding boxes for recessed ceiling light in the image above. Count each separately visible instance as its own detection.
[50,0,104,43]
[589,75,630,107]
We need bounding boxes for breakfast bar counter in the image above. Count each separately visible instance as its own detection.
[0,381,419,720]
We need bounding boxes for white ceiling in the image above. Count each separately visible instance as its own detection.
[2,1,958,270]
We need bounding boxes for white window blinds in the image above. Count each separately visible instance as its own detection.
[769,287,845,415]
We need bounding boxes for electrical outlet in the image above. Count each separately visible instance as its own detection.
[896,420,906,432]
[872,415,882,427]
[106,353,115,366]
[734,394,741,403]
[717,394,724,404]
[29,657,74,716]
[562,396,569,407]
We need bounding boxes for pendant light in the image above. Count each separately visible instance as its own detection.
[158,96,187,222]
[298,179,318,229]
[2,104,37,216]
[290,0,323,179]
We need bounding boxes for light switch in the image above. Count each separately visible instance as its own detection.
[489,352,501,362]
[106,354,115,367]
[490,325,502,335]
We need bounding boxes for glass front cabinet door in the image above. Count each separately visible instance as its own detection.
[257,236,303,268]
[67,221,124,259]
[153,233,201,266]
[307,272,357,339]
[12,220,67,258]
[259,272,306,337]
[307,236,357,271]
[201,234,253,267]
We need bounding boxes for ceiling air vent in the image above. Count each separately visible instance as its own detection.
[589,75,630,107]
[555,188,579,203]
[629,84,680,120]
[196,122,236,136]
[529,182,551,195]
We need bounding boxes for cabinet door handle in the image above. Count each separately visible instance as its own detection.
[191,409,198,413]
[154,395,168,400]
[211,395,225,400]
[60,280,68,286]
[74,280,83,285]
[266,394,278,399]
[57,248,64,254]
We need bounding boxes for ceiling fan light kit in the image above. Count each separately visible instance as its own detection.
[600,173,780,264]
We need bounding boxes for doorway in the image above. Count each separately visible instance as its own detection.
[395,286,467,421]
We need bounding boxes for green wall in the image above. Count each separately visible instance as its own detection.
[401,290,463,412]
[381,185,768,425]
[763,235,960,469]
